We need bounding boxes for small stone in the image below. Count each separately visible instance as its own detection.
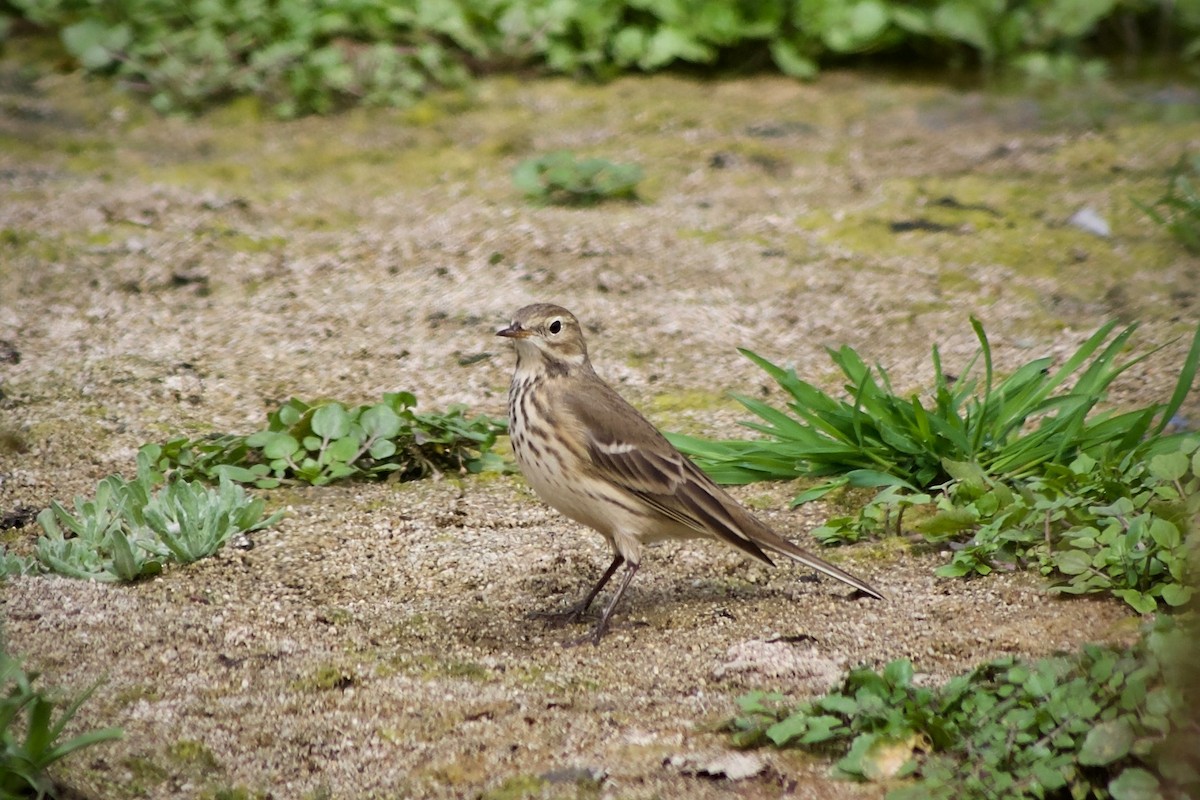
[670,751,765,781]
[1067,206,1110,237]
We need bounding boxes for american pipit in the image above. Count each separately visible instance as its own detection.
[497,303,884,645]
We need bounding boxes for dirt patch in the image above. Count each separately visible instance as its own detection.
[2,52,1197,799]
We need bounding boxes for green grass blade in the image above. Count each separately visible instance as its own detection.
[967,317,994,454]
[1032,320,1122,405]
[1152,321,1200,436]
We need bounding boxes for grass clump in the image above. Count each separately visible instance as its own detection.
[2,448,283,583]
[512,152,643,206]
[670,318,1200,611]
[727,616,1199,800]
[147,392,508,489]
[1,638,122,798]
[671,319,1192,495]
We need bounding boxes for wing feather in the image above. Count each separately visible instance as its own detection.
[569,386,774,563]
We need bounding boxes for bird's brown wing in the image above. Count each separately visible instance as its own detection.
[565,383,886,600]
[565,384,776,564]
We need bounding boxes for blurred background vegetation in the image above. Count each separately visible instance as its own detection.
[1,0,1198,117]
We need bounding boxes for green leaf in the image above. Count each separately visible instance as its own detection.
[931,2,993,58]
[215,465,262,484]
[62,19,132,70]
[640,26,713,69]
[765,714,810,746]
[1113,589,1158,614]
[1054,550,1093,576]
[361,404,403,440]
[312,403,352,440]
[797,714,845,744]
[882,660,914,687]
[1149,451,1189,481]
[326,435,362,464]
[769,38,818,79]
[1108,767,1162,800]
[250,432,300,461]
[1031,759,1068,792]
[369,439,398,459]
[1160,583,1193,606]
[835,732,877,778]
[1079,719,1134,766]
[817,693,858,716]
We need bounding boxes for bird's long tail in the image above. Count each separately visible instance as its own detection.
[765,535,886,600]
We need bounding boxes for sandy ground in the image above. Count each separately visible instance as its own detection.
[2,53,1198,799]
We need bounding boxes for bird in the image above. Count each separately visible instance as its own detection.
[497,303,884,645]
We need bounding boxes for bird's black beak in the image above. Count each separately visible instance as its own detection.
[496,322,530,339]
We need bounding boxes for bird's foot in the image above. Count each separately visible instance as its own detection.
[563,621,610,647]
[527,602,591,627]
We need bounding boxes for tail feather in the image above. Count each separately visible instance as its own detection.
[668,458,886,600]
[767,536,886,600]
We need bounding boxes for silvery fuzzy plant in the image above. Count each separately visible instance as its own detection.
[31,447,283,582]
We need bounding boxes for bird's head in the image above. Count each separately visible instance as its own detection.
[497,303,589,373]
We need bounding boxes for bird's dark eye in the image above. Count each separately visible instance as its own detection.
[548,319,562,334]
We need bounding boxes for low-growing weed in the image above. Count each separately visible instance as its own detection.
[922,439,1198,613]
[512,152,643,206]
[146,392,507,488]
[30,449,282,582]
[727,616,1198,799]
[9,1,1200,116]
[0,550,38,579]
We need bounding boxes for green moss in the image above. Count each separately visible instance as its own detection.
[0,428,28,456]
[481,774,546,800]
[678,227,729,245]
[742,493,781,511]
[647,390,734,414]
[0,227,36,249]
[168,739,222,772]
[319,607,354,627]
[205,94,268,126]
[305,663,355,691]
[0,228,68,263]
[198,224,287,254]
[112,684,161,707]
[62,137,119,174]
[409,654,492,681]
[122,755,171,789]
[208,787,271,800]
[442,660,489,680]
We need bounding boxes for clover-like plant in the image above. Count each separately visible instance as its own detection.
[148,392,507,488]
[513,152,643,206]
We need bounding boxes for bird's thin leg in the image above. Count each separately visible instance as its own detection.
[531,554,625,625]
[575,560,640,646]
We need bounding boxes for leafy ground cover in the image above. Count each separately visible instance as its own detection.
[728,615,1199,800]
[148,393,507,489]
[4,0,1200,115]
